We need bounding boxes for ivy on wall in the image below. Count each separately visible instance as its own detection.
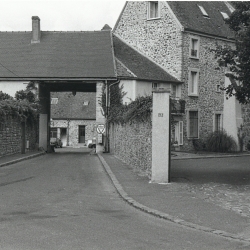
[100,83,185,125]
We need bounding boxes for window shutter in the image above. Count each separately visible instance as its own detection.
[179,121,183,145]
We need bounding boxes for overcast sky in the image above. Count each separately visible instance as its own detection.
[0,0,126,31]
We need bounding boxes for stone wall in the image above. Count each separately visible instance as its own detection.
[109,120,152,177]
[0,116,38,157]
[181,33,234,150]
[114,1,183,81]
[52,119,96,146]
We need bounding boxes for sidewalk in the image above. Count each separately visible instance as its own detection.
[0,150,45,167]
[98,152,250,243]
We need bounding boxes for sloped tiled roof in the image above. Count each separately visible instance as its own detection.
[51,92,96,119]
[113,35,181,83]
[167,1,235,39]
[0,31,116,79]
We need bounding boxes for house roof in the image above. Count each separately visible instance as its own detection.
[167,1,235,39]
[0,30,116,79]
[51,92,96,119]
[113,35,181,83]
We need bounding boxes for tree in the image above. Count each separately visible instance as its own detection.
[215,2,250,104]
[0,91,13,101]
[15,90,36,103]
[15,81,37,103]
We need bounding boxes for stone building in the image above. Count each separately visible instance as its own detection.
[50,92,96,147]
[114,1,249,150]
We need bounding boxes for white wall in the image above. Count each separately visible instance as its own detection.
[121,79,172,104]
[0,81,28,97]
[120,79,136,104]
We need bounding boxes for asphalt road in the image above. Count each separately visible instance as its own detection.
[0,147,248,250]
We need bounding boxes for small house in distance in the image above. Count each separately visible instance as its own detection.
[50,92,96,147]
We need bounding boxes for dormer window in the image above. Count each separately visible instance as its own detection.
[51,98,58,104]
[189,36,200,59]
[148,1,160,19]
[220,11,229,20]
[198,5,209,18]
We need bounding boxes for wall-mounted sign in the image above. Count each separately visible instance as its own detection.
[158,113,164,117]
[98,133,103,144]
[96,124,105,134]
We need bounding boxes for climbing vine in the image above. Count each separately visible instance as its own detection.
[100,84,186,125]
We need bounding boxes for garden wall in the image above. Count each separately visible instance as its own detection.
[0,115,38,157]
[109,119,152,178]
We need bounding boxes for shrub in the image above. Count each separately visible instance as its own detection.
[247,140,250,151]
[206,130,237,153]
[192,139,206,151]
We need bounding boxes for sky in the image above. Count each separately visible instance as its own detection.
[0,0,126,31]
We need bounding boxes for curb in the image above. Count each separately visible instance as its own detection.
[0,151,46,168]
[172,153,250,160]
[97,153,250,243]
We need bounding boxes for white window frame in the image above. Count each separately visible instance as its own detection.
[147,1,160,20]
[189,36,200,59]
[171,84,181,99]
[213,112,223,132]
[51,97,58,104]
[188,68,199,96]
[187,109,199,139]
[174,121,183,146]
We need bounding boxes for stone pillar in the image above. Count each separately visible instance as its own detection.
[38,83,50,152]
[96,82,105,153]
[151,90,171,183]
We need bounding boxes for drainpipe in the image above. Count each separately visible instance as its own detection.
[105,79,120,153]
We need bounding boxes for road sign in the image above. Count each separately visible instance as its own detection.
[96,124,105,134]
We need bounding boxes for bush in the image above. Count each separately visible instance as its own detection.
[206,130,237,153]
[247,140,250,151]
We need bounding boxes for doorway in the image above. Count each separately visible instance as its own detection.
[79,125,86,143]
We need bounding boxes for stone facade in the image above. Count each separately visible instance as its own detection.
[51,119,96,146]
[114,1,248,151]
[0,116,38,157]
[109,120,152,177]
[114,1,183,81]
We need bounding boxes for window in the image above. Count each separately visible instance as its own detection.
[214,113,223,131]
[83,101,89,106]
[171,84,177,98]
[220,11,229,20]
[188,69,199,96]
[50,128,57,138]
[148,1,159,19]
[188,111,199,138]
[173,121,183,146]
[51,98,58,104]
[190,36,200,59]
[198,5,209,18]
[152,82,158,89]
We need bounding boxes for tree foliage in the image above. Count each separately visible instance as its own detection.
[0,91,13,101]
[214,2,250,104]
[0,81,39,123]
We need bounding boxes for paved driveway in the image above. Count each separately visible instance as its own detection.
[171,156,250,218]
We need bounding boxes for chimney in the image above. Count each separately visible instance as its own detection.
[31,16,41,43]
